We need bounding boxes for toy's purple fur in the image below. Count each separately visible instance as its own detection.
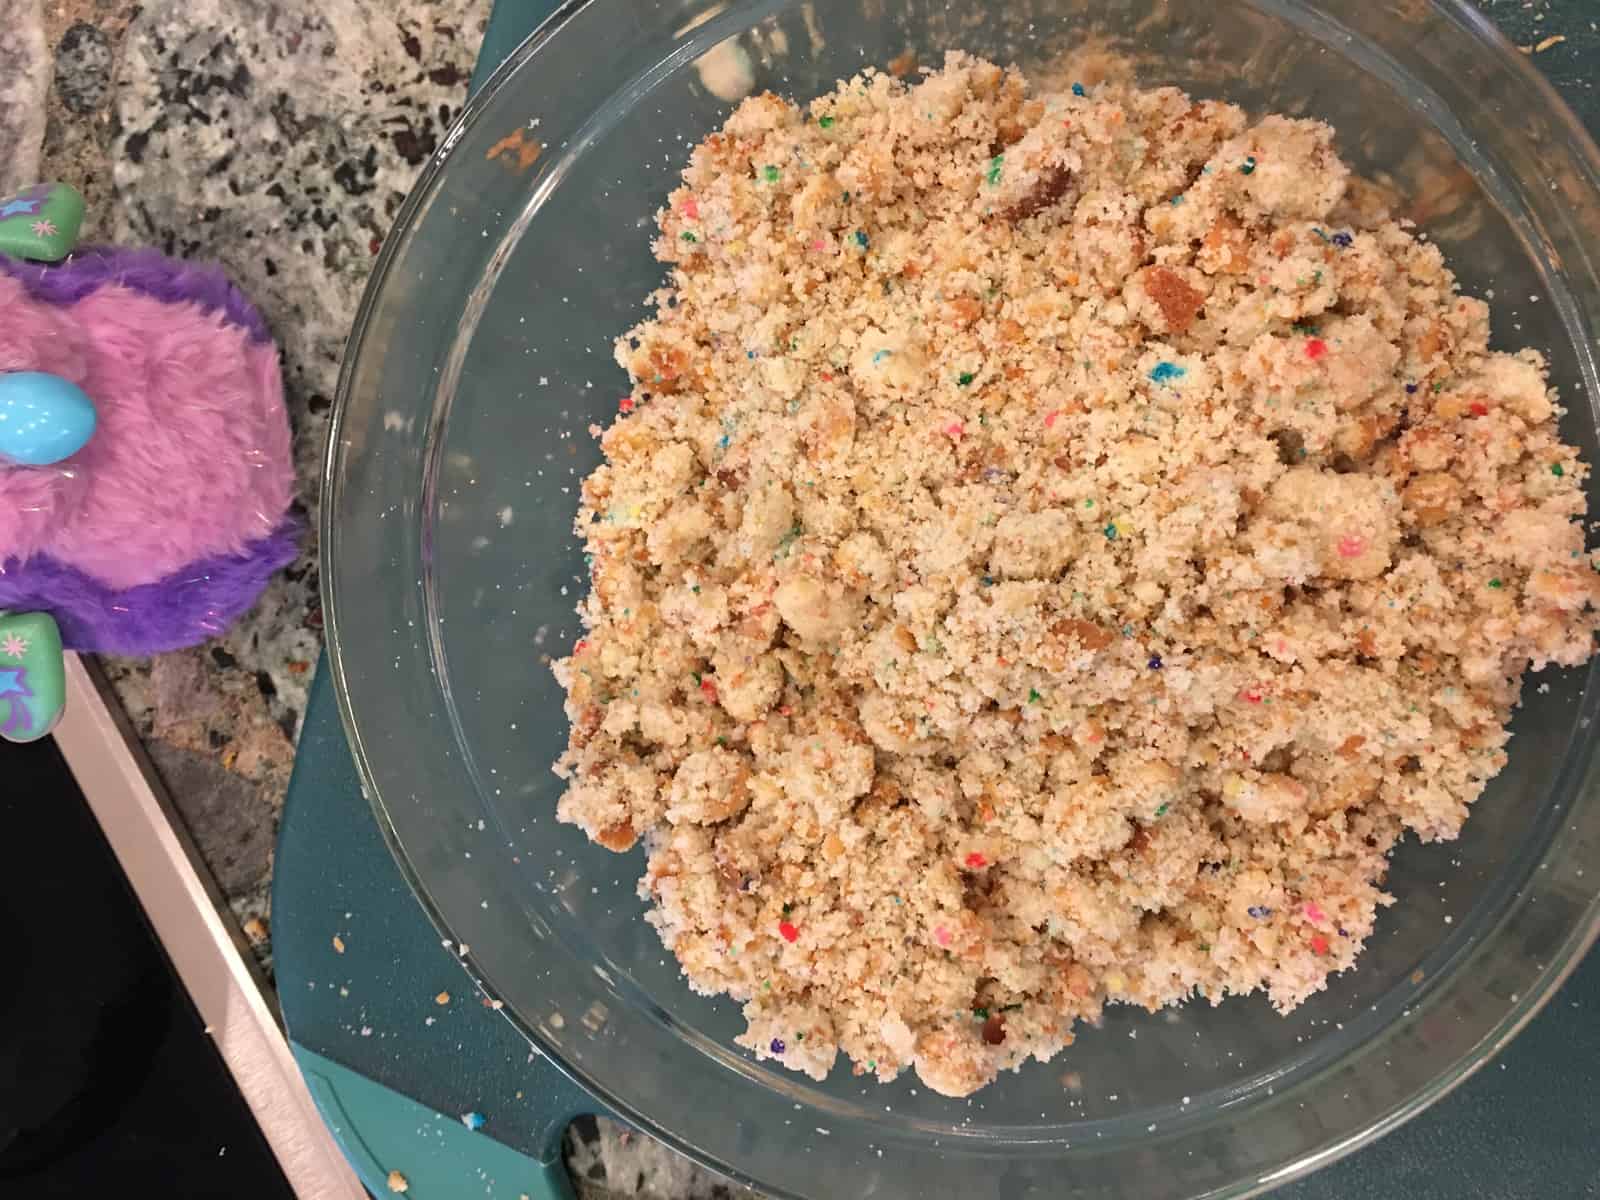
[0,516,302,655]
[0,246,272,343]
[0,248,296,654]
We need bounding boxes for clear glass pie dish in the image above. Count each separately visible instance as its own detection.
[321,1,1600,1195]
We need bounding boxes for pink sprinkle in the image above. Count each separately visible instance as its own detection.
[681,196,700,219]
[944,422,965,439]
[1336,534,1366,559]
[934,926,953,947]
[1305,338,1329,361]
[1304,902,1327,923]
[811,237,827,252]
[1044,410,1061,430]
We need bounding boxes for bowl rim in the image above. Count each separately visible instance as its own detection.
[321,1,1600,1195]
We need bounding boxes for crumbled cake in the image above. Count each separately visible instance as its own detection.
[551,53,1600,1097]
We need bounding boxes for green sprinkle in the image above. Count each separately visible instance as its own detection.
[1240,156,1257,175]
[762,165,780,183]
[973,1007,990,1020]
[796,1033,804,1041]
[1084,498,1095,508]
[1198,943,1211,953]
[1488,578,1504,589]
[1103,522,1119,540]
[1552,463,1566,477]
[853,229,869,248]
[782,903,793,915]
[691,585,701,594]
[986,155,1004,186]
[1028,688,1042,704]
[680,231,697,242]
[715,735,727,747]
[957,371,975,386]
[691,672,702,685]
[818,115,835,128]
[841,190,851,204]
[868,1060,876,1070]
[1155,803,1169,817]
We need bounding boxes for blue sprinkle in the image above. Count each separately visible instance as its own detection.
[770,1037,786,1054]
[1332,231,1354,248]
[853,230,869,249]
[461,1112,487,1131]
[1247,905,1272,919]
[980,575,994,587]
[1311,227,1330,243]
[1071,82,1086,97]
[872,349,892,364]
[718,434,730,449]
[1170,193,1185,205]
[1149,361,1187,385]
[1405,382,1419,394]
[1148,654,1163,670]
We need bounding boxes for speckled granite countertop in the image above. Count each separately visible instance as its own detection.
[9,1,1595,1197]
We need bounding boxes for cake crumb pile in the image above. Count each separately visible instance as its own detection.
[552,53,1600,1097]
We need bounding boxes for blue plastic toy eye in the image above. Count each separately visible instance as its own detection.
[0,372,97,466]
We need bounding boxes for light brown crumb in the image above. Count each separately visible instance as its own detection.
[332,935,345,954]
[386,1169,409,1193]
[552,52,1600,1097]
[434,991,450,1006]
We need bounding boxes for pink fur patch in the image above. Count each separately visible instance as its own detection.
[0,278,291,589]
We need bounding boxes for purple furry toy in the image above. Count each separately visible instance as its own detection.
[0,222,299,665]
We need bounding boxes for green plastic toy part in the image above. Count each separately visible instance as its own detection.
[0,610,67,744]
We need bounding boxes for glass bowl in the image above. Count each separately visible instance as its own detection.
[321,1,1600,1196]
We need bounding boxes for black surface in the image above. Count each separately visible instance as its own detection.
[0,737,298,1199]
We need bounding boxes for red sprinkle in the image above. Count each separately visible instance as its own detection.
[1336,533,1366,559]
[1469,400,1489,417]
[699,678,718,701]
[1305,338,1329,361]
[1310,934,1331,956]
[573,639,589,654]
[944,421,965,440]
[369,237,382,256]
[964,852,988,869]
[1242,688,1263,704]
[820,371,834,382]
[778,921,799,943]
[618,397,635,413]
